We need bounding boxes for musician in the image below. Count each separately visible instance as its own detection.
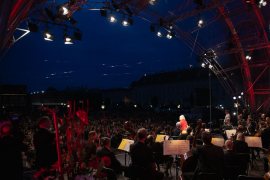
[238,115,246,127]
[246,119,256,135]
[179,127,192,140]
[224,110,231,123]
[173,122,181,136]
[261,114,266,121]
[191,131,225,180]
[147,135,173,177]
[233,125,245,141]
[179,115,188,131]
[130,128,164,180]
[33,116,58,179]
[96,137,129,175]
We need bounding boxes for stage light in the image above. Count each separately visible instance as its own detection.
[42,91,44,93]
[100,8,107,17]
[246,0,251,3]
[101,105,105,109]
[125,6,133,16]
[108,13,117,23]
[165,32,172,39]
[201,62,205,68]
[62,7,69,15]
[246,55,251,60]
[68,17,77,26]
[156,30,162,37]
[238,95,241,99]
[150,24,155,32]
[233,96,236,100]
[63,34,74,44]
[42,29,54,41]
[27,22,38,32]
[241,92,244,95]
[121,17,129,26]
[196,17,204,27]
[149,0,158,5]
[209,64,213,69]
[45,8,56,21]
[74,30,82,41]
[233,112,236,115]
[134,105,137,107]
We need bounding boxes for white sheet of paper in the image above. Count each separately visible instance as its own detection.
[225,129,236,139]
[164,140,190,155]
[162,135,170,142]
[123,140,134,152]
[245,137,262,148]
[212,138,224,147]
[205,129,210,132]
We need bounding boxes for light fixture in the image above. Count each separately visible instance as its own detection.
[165,32,172,39]
[63,33,74,44]
[150,24,155,32]
[149,0,158,5]
[27,22,38,32]
[108,13,117,23]
[246,55,251,60]
[101,105,105,109]
[233,96,236,100]
[42,29,55,41]
[177,105,181,109]
[134,105,137,107]
[201,62,205,68]
[42,91,44,93]
[209,64,213,69]
[60,6,69,15]
[121,17,129,26]
[45,8,56,21]
[74,30,82,41]
[246,0,251,3]
[100,8,107,17]
[233,112,236,115]
[156,30,162,37]
[68,17,77,26]
[196,16,204,27]
[238,95,241,99]
[241,92,244,95]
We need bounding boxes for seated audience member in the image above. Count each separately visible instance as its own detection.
[147,135,173,176]
[246,119,256,135]
[224,140,246,171]
[233,125,245,141]
[179,127,192,140]
[179,115,188,131]
[173,122,181,136]
[190,131,225,180]
[96,137,129,175]
[0,124,23,179]
[130,128,164,180]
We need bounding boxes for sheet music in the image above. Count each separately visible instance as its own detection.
[123,140,134,152]
[205,129,210,132]
[211,138,224,147]
[156,135,170,142]
[164,140,190,155]
[245,137,262,148]
[225,129,236,139]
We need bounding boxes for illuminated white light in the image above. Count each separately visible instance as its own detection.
[209,64,213,69]
[233,96,236,100]
[166,33,172,39]
[156,30,162,37]
[134,105,137,107]
[233,112,236,115]
[42,91,44,93]
[238,95,241,99]
[241,92,244,95]
[122,20,128,26]
[246,55,251,60]
[34,92,36,94]
[199,20,203,24]
[201,63,205,68]
[67,105,70,108]
[62,7,68,15]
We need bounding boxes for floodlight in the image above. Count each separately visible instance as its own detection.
[45,8,56,21]
[233,112,236,115]
[63,34,74,44]
[241,92,244,95]
[165,32,172,39]
[238,95,241,99]
[201,62,206,68]
[68,17,77,26]
[108,13,117,23]
[209,64,213,69]
[156,30,162,37]
[121,18,129,26]
[233,96,236,100]
[27,22,38,32]
[196,17,204,27]
[125,6,133,16]
[171,31,175,37]
[42,29,55,41]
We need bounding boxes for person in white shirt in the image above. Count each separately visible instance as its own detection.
[224,110,231,123]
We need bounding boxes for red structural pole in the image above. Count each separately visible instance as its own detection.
[52,110,62,175]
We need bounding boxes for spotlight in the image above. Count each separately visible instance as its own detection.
[121,17,129,26]
[27,22,38,32]
[246,55,251,60]
[241,92,244,95]
[100,8,107,17]
[196,17,204,27]
[233,112,236,115]
[108,13,117,23]
[45,8,56,21]
[61,7,69,15]
[150,24,155,32]
[149,0,158,5]
[42,29,55,41]
[74,30,82,41]
[238,95,241,99]
[201,62,205,68]
[156,30,162,37]
[68,17,77,26]
[165,32,172,39]
[63,34,74,44]
[56,5,69,20]
[246,0,251,3]
[209,64,213,69]
[233,96,236,100]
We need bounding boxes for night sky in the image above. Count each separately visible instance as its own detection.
[0,0,242,93]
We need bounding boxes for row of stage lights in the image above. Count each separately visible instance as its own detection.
[246,0,267,8]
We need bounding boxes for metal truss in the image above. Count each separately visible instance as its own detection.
[1,0,270,111]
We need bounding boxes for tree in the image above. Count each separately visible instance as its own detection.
[151,96,159,107]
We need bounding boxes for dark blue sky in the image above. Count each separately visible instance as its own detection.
[0,0,235,93]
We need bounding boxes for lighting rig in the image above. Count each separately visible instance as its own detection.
[27,19,81,44]
[149,23,176,39]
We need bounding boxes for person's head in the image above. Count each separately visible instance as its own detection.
[1,124,13,136]
[137,128,147,141]
[186,127,192,134]
[258,117,263,122]
[89,131,97,140]
[202,131,212,144]
[186,135,194,145]
[261,114,266,119]
[176,122,181,129]
[247,119,252,124]
[238,115,242,120]
[237,125,244,133]
[201,123,206,129]
[179,115,185,121]
[237,133,245,142]
[147,135,154,143]
[38,116,51,129]
[225,140,234,150]
[266,117,270,122]
[225,110,229,114]
[102,137,111,148]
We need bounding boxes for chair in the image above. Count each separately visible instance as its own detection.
[198,172,219,180]
[237,175,265,180]
[153,152,164,171]
[224,166,245,180]
[129,164,148,180]
[102,167,117,180]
